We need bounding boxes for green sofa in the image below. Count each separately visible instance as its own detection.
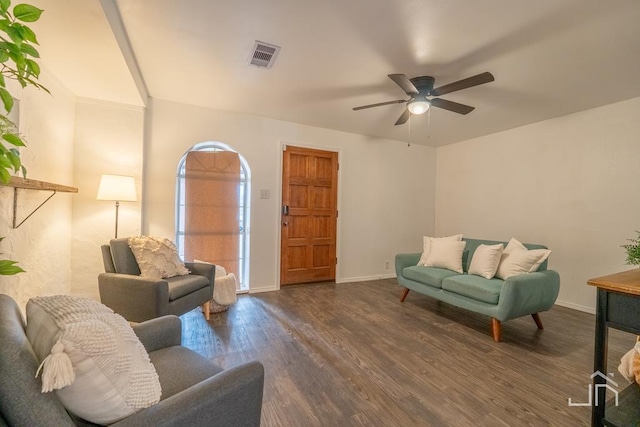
[395,237,560,342]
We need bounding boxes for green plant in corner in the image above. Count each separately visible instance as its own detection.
[0,0,47,184]
[622,231,640,266]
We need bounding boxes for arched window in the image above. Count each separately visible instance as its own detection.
[176,142,250,291]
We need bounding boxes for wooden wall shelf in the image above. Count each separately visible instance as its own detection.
[0,176,78,193]
[0,176,78,228]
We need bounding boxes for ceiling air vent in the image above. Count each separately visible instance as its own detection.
[249,41,281,69]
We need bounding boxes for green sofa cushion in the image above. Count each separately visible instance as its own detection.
[402,266,459,289]
[441,274,504,305]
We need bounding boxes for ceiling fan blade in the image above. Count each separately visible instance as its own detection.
[430,72,494,96]
[430,98,475,115]
[352,99,406,111]
[388,74,419,95]
[394,108,411,125]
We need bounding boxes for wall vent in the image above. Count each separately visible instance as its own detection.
[249,41,281,69]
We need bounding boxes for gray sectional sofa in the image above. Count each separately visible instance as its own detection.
[395,237,560,342]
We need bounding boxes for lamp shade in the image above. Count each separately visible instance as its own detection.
[97,174,137,202]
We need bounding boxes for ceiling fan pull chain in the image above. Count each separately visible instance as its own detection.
[427,108,431,142]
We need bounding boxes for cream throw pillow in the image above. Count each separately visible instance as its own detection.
[424,239,467,273]
[495,238,552,280]
[468,243,504,279]
[503,237,527,254]
[129,236,190,279]
[417,234,463,266]
[26,295,161,425]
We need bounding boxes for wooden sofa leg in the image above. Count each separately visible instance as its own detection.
[202,301,211,321]
[491,318,501,342]
[400,288,410,302]
[531,313,544,330]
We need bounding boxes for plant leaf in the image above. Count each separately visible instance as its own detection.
[3,133,24,146]
[0,152,10,167]
[0,87,13,113]
[20,24,37,44]
[25,58,39,77]
[0,160,9,183]
[20,43,38,58]
[0,0,9,13]
[6,148,20,170]
[0,259,25,275]
[13,4,43,23]
[5,25,21,45]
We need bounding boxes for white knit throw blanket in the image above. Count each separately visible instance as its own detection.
[214,272,238,306]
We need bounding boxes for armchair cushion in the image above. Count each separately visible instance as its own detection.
[109,238,141,275]
[150,346,224,398]
[166,275,210,301]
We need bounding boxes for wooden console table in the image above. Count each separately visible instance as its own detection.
[588,269,640,427]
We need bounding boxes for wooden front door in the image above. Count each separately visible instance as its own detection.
[280,145,338,285]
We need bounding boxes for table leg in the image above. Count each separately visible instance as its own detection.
[592,288,608,426]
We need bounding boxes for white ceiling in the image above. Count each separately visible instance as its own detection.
[28,0,640,146]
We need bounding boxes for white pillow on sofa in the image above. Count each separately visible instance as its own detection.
[468,243,504,279]
[417,234,463,266]
[26,295,161,425]
[129,236,190,279]
[424,239,467,274]
[495,239,552,280]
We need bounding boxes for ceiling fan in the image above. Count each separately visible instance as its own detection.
[353,72,494,125]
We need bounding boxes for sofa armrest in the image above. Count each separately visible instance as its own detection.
[98,273,169,322]
[497,270,561,321]
[132,316,182,352]
[184,262,215,285]
[395,253,421,277]
[113,361,265,427]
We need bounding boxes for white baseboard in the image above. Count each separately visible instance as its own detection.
[555,299,595,314]
[337,273,396,284]
[249,285,278,294]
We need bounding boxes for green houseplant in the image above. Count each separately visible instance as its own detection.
[0,0,45,275]
[622,231,640,266]
[0,0,46,184]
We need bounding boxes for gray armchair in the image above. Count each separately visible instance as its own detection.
[99,238,215,322]
[0,294,265,426]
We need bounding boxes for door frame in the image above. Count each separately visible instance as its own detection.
[276,141,342,290]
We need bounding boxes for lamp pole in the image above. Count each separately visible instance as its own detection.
[114,200,120,238]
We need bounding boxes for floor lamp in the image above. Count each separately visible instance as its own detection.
[97,174,137,238]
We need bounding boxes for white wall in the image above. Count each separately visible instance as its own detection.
[71,100,144,300]
[435,96,640,312]
[145,98,436,291]
[0,70,76,309]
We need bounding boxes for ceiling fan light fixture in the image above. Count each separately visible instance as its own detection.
[407,98,430,115]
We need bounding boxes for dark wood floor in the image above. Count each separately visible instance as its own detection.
[181,279,633,426]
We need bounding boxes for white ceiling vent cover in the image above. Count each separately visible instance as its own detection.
[249,41,281,69]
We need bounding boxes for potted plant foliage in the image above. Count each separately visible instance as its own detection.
[622,231,640,267]
[0,0,46,275]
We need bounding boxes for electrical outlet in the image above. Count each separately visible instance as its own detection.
[385,260,390,270]
[259,189,270,199]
